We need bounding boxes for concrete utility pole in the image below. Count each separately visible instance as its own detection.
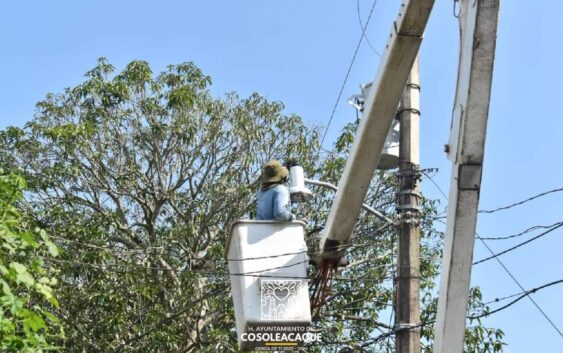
[433,1,500,353]
[319,0,435,258]
[395,56,421,353]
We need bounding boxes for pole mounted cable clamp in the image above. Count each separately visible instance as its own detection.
[397,210,420,224]
[397,189,421,197]
[397,164,422,179]
[396,204,421,213]
[395,108,421,120]
[396,107,421,117]
[393,323,421,333]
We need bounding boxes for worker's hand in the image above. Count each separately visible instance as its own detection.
[296,214,308,225]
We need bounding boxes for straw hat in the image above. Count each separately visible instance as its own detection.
[261,160,289,184]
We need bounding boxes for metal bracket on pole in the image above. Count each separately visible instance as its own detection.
[396,204,420,212]
[397,190,421,197]
[397,211,420,225]
[394,323,421,333]
[397,164,422,180]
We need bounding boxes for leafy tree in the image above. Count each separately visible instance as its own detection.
[305,119,505,353]
[0,170,63,352]
[0,58,504,352]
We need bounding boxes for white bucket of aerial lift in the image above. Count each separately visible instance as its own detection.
[226,220,311,349]
[288,165,314,203]
[361,82,400,170]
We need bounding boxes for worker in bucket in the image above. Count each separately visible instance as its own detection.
[257,160,296,221]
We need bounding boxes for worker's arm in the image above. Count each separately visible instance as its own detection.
[273,186,294,221]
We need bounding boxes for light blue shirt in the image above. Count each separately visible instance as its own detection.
[257,184,294,221]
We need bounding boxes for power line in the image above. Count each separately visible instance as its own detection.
[424,169,563,259]
[105,251,390,352]
[479,221,563,241]
[341,276,563,349]
[318,0,380,151]
[483,290,526,306]
[476,236,563,338]
[453,0,461,18]
[422,172,563,217]
[423,171,563,338]
[421,171,449,199]
[46,220,396,271]
[425,275,563,327]
[473,222,563,265]
[39,253,313,279]
[227,250,308,261]
[28,246,398,282]
[111,247,563,353]
[53,236,310,263]
[51,235,165,254]
[229,259,310,276]
[469,278,563,320]
[48,214,395,264]
[479,187,563,214]
[112,284,229,353]
[356,0,382,57]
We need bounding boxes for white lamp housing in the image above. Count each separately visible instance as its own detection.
[360,82,400,170]
[288,165,314,203]
[377,118,400,170]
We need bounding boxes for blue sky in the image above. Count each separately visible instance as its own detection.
[1,1,562,352]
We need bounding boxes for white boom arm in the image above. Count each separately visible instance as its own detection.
[320,0,435,256]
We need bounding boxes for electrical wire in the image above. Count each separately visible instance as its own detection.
[37,253,313,279]
[430,186,563,217]
[479,187,563,214]
[28,247,399,282]
[479,221,563,241]
[423,171,563,339]
[473,222,563,265]
[103,236,394,352]
[453,0,461,18]
[229,259,310,276]
[333,276,563,349]
[476,235,563,338]
[469,278,563,320]
[434,216,563,245]
[227,249,309,261]
[318,0,380,152]
[49,218,395,265]
[483,290,527,306]
[32,223,397,275]
[112,284,230,353]
[50,235,165,254]
[421,170,449,201]
[357,0,382,57]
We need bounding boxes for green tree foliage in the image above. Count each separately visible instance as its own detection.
[0,170,63,352]
[0,58,504,352]
[305,120,505,353]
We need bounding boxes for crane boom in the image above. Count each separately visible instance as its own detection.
[320,0,435,257]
